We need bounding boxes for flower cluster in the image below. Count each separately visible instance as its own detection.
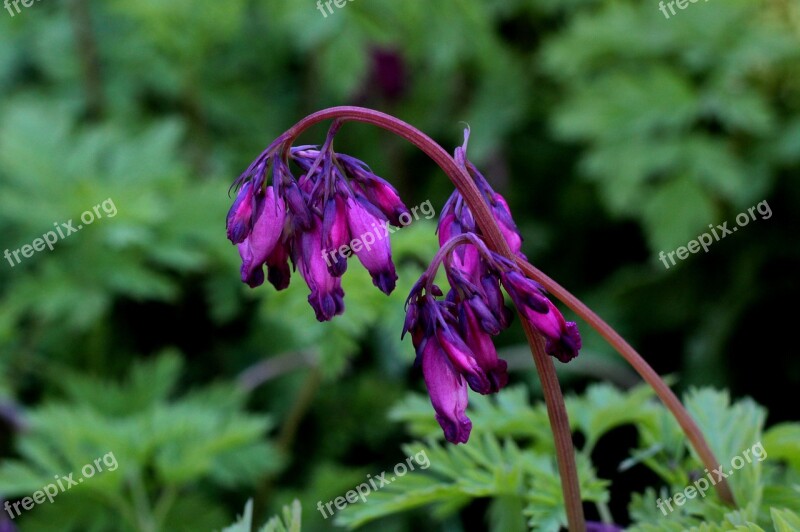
[402,132,581,443]
[227,125,581,444]
[226,126,410,321]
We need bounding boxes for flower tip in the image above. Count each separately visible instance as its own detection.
[372,270,398,295]
[546,321,582,363]
[309,291,345,322]
[464,372,494,395]
[241,264,265,288]
[266,267,290,290]
[437,413,472,444]
[227,224,249,245]
[487,359,509,392]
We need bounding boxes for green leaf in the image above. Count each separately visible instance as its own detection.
[771,508,800,532]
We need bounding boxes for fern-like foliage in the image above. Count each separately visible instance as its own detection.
[365,383,800,530]
[223,499,302,532]
[0,352,281,531]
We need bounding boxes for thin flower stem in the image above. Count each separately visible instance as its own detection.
[515,259,737,507]
[522,321,586,529]
[279,106,588,529]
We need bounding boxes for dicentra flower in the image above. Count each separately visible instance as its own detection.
[400,131,580,443]
[228,123,581,444]
[226,126,409,321]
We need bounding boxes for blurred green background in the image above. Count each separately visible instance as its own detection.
[0,0,798,530]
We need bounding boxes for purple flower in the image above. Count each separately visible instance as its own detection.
[439,212,481,281]
[345,196,398,295]
[439,129,526,260]
[501,271,581,363]
[369,48,408,102]
[420,335,471,444]
[265,244,291,290]
[436,324,492,395]
[404,231,581,441]
[0,507,16,532]
[489,191,523,257]
[322,195,350,276]
[0,401,26,432]
[586,522,624,532]
[228,130,407,320]
[352,174,410,228]
[459,303,508,392]
[236,187,286,288]
[226,181,255,245]
[404,296,483,443]
[295,219,345,321]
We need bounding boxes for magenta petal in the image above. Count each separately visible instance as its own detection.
[481,274,513,329]
[501,271,549,314]
[284,181,312,229]
[461,305,508,392]
[238,243,265,287]
[237,187,285,287]
[226,181,255,244]
[323,196,350,276]
[520,299,564,341]
[265,244,291,290]
[437,213,460,246]
[345,197,397,294]
[421,337,472,444]
[436,327,491,394]
[546,321,582,363]
[297,220,345,321]
[358,176,410,227]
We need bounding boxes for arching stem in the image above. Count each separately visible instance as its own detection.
[515,260,736,506]
[272,104,732,524]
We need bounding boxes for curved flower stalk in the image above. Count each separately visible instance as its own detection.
[226,106,737,531]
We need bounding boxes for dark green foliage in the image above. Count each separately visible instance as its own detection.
[0,0,797,530]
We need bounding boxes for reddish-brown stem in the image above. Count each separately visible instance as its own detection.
[279,107,580,527]
[522,322,585,526]
[515,259,737,507]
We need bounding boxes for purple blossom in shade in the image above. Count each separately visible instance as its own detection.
[337,154,411,227]
[586,522,624,532]
[437,128,527,261]
[500,271,582,363]
[404,232,581,441]
[345,195,398,295]
[322,195,350,276]
[295,218,345,322]
[236,187,286,288]
[0,507,16,532]
[265,241,291,290]
[227,127,408,321]
[226,181,255,245]
[459,303,508,392]
[369,48,408,102]
[420,334,472,444]
[403,295,482,443]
